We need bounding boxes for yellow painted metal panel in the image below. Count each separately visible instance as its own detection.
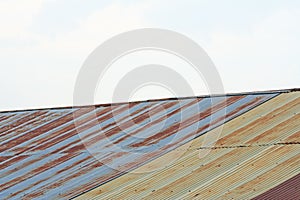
[220,151,300,199]
[182,144,300,199]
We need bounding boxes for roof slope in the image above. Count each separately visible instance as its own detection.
[77,91,300,200]
[0,89,299,199]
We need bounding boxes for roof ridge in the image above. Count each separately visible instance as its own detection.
[0,88,298,113]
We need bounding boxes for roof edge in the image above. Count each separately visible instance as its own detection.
[1,88,299,114]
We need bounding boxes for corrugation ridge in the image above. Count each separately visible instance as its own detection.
[0,111,48,136]
[0,112,31,129]
[0,109,76,148]
[0,111,63,142]
[252,171,300,200]
[220,152,300,199]
[184,144,300,200]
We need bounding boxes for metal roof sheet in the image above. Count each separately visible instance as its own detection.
[0,92,281,199]
[76,91,300,200]
[253,173,300,200]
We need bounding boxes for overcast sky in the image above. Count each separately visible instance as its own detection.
[0,0,299,111]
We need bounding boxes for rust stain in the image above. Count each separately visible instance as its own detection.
[0,111,48,136]
[0,112,64,147]
[1,108,95,155]
[218,97,299,146]
[0,155,30,170]
[0,112,75,152]
[130,96,243,147]
[159,96,267,151]
[44,102,147,154]
[23,152,128,199]
[7,154,94,199]
[0,115,8,122]
[0,113,17,124]
[247,114,300,144]
[109,99,200,146]
[63,101,180,154]
[0,152,81,191]
[98,102,157,131]
[32,106,114,151]
[0,156,13,163]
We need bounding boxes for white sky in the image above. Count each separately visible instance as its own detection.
[0,0,299,111]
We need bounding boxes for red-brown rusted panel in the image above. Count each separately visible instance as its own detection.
[253,173,300,200]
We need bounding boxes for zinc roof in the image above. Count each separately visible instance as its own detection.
[77,91,300,199]
[0,89,299,199]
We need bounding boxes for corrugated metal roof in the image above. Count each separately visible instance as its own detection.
[0,91,282,199]
[253,173,300,200]
[76,91,300,200]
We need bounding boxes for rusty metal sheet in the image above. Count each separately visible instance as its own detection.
[0,92,281,199]
[253,173,300,200]
[76,91,300,200]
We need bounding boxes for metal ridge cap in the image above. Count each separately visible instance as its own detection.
[0,88,298,114]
